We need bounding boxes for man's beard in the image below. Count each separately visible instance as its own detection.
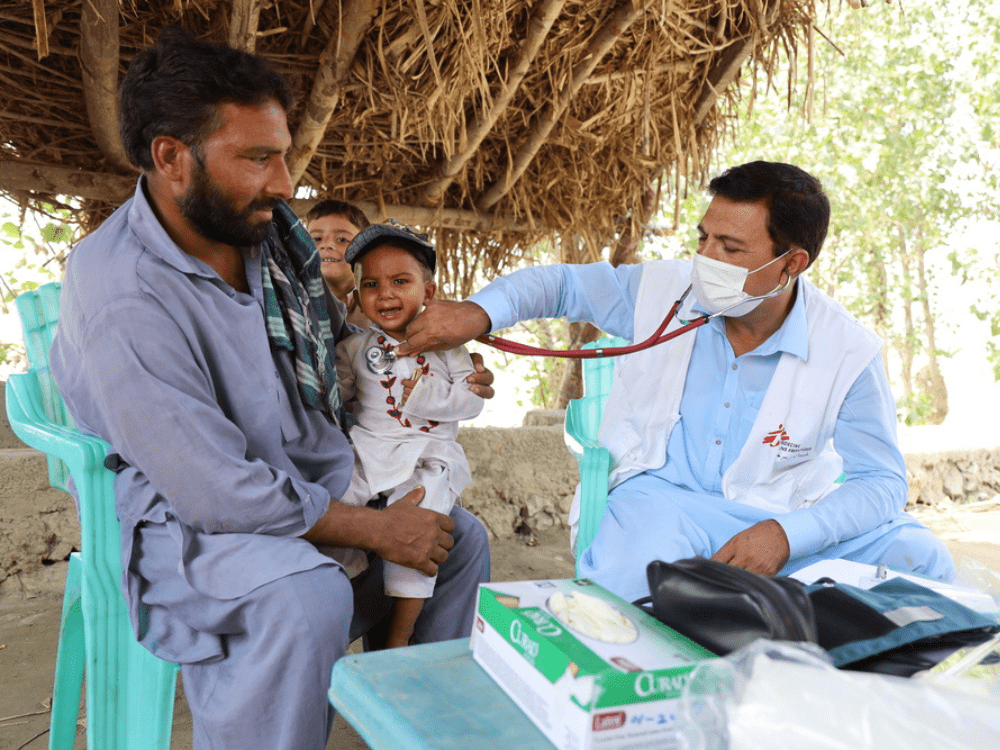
[180,160,276,247]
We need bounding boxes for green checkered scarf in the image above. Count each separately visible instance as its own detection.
[260,201,343,424]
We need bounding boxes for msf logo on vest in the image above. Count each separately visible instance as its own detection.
[762,424,813,462]
[762,425,790,446]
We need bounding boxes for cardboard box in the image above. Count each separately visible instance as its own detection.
[471,578,715,750]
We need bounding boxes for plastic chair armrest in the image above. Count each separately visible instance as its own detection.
[6,373,110,475]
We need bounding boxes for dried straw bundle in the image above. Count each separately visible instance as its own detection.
[0,0,819,292]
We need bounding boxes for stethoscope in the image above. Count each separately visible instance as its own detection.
[366,343,399,374]
[474,275,794,360]
[364,276,793,368]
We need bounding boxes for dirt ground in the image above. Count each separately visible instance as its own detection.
[2,510,998,750]
[0,528,578,750]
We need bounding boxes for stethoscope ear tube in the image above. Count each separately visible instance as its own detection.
[474,275,793,360]
[694,273,794,322]
[476,285,706,359]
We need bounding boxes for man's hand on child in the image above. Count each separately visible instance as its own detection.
[465,352,495,399]
[376,487,455,577]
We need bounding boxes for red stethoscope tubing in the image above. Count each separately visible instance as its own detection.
[474,287,709,359]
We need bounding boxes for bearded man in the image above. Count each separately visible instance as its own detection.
[50,28,493,750]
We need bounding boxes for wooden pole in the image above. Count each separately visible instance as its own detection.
[691,33,755,125]
[2,161,137,203]
[31,0,49,59]
[287,0,379,186]
[79,0,131,170]
[475,0,648,212]
[422,0,567,206]
[1,162,539,233]
[229,0,266,52]
[348,199,538,233]
[692,0,781,125]
[299,0,330,47]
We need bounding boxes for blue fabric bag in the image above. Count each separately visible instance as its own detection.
[806,577,1000,677]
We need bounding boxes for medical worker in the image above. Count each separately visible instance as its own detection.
[397,160,956,603]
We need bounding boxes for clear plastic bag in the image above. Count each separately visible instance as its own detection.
[674,639,1000,750]
[955,557,1000,611]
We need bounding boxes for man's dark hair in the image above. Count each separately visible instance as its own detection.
[306,200,371,231]
[708,161,830,267]
[119,27,294,172]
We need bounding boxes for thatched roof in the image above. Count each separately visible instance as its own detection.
[1,0,819,293]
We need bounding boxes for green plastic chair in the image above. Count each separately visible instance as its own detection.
[563,336,627,575]
[5,281,179,750]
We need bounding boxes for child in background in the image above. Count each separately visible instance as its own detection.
[305,199,370,327]
[335,221,484,648]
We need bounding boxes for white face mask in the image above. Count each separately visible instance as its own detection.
[690,251,791,317]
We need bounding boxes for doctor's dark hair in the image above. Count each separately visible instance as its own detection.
[708,161,830,267]
[119,27,294,172]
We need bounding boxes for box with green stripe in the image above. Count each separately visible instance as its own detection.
[471,578,715,750]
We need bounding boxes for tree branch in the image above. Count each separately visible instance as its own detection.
[349,199,538,233]
[2,161,136,203]
[31,0,48,59]
[693,0,781,125]
[1,161,539,232]
[299,0,330,47]
[287,0,379,185]
[79,0,131,170]
[475,0,647,212]
[423,0,567,206]
[692,34,755,125]
[229,0,266,52]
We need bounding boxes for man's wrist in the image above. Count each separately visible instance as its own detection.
[774,510,823,559]
[463,301,492,337]
[466,287,510,333]
[303,501,382,551]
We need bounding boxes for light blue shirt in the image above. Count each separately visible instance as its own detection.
[470,261,908,559]
[51,179,355,628]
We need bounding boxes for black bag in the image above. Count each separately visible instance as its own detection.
[637,557,1000,678]
[635,558,819,656]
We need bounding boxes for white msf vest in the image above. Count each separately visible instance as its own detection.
[598,259,883,514]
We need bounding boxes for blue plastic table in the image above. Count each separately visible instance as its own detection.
[328,638,555,749]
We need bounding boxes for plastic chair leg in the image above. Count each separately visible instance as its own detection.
[123,636,179,750]
[76,576,179,750]
[128,643,180,750]
[7,290,180,749]
[49,553,85,750]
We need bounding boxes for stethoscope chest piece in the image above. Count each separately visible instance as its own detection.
[366,345,397,374]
